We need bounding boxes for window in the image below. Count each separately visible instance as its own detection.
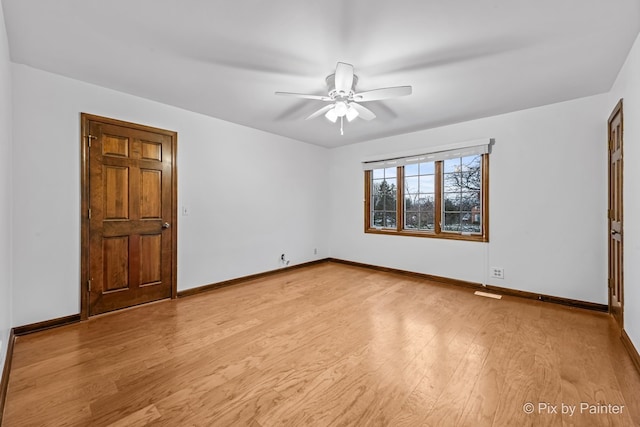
[404,161,435,231]
[371,167,397,228]
[364,142,489,242]
[443,155,482,234]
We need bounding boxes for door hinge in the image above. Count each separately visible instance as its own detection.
[608,209,613,219]
[86,134,97,147]
[608,278,613,289]
[88,208,92,219]
[88,279,92,292]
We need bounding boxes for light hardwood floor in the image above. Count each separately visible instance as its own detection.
[3,262,640,426]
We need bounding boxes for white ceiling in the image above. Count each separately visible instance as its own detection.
[2,0,639,148]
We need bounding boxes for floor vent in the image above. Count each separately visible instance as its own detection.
[474,291,502,300]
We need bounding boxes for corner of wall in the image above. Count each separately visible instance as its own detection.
[0,0,12,375]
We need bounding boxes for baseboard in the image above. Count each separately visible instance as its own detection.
[328,258,482,290]
[12,314,82,337]
[621,329,640,376]
[483,284,607,312]
[327,258,608,313]
[177,258,331,298]
[0,329,15,425]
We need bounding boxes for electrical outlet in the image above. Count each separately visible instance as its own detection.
[490,267,504,279]
[280,253,290,267]
[314,248,317,255]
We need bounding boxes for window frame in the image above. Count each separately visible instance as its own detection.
[364,154,489,242]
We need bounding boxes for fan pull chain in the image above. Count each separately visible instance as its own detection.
[340,116,344,135]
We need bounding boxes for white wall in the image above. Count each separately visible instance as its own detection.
[609,32,640,352]
[11,64,329,326]
[329,94,610,304]
[0,2,13,372]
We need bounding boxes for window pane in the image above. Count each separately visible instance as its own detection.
[461,192,480,211]
[372,169,384,179]
[461,212,481,233]
[419,162,435,174]
[419,212,435,230]
[405,163,419,176]
[384,194,396,210]
[384,167,397,179]
[405,195,416,210]
[444,193,461,211]
[373,178,396,208]
[405,211,419,229]
[419,175,434,193]
[384,211,396,228]
[404,191,434,231]
[373,212,384,227]
[444,158,460,173]
[462,155,481,171]
[373,195,382,210]
[418,194,434,211]
[405,176,419,195]
[443,213,460,231]
[443,173,461,192]
[460,156,481,191]
[372,179,385,193]
[472,209,481,224]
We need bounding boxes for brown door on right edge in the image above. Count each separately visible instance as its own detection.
[608,99,623,329]
[87,117,175,316]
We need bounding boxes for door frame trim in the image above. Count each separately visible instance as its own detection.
[80,113,178,320]
[607,99,623,329]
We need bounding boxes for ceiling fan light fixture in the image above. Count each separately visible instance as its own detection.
[346,105,359,122]
[325,108,338,123]
[334,101,348,117]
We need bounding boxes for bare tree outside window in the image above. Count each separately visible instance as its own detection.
[443,155,482,233]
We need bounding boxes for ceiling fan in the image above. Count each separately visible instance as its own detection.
[276,62,412,135]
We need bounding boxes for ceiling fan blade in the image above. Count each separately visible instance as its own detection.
[353,86,412,102]
[306,104,335,120]
[275,92,332,101]
[334,62,354,94]
[349,102,376,121]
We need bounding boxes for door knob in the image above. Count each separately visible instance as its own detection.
[611,230,620,235]
[162,222,171,229]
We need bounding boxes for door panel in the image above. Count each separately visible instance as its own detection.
[104,166,129,219]
[83,115,176,316]
[103,237,129,292]
[140,234,162,286]
[608,99,623,329]
[140,169,162,218]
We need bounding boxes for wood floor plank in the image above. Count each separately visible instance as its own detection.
[3,262,639,426]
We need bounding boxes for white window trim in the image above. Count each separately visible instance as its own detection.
[362,138,493,170]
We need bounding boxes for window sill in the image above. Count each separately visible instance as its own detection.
[364,227,488,242]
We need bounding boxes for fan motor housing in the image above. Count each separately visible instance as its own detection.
[326,73,358,99]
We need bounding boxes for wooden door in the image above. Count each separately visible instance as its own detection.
[81,114,177,317]
[608,99,623,329]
